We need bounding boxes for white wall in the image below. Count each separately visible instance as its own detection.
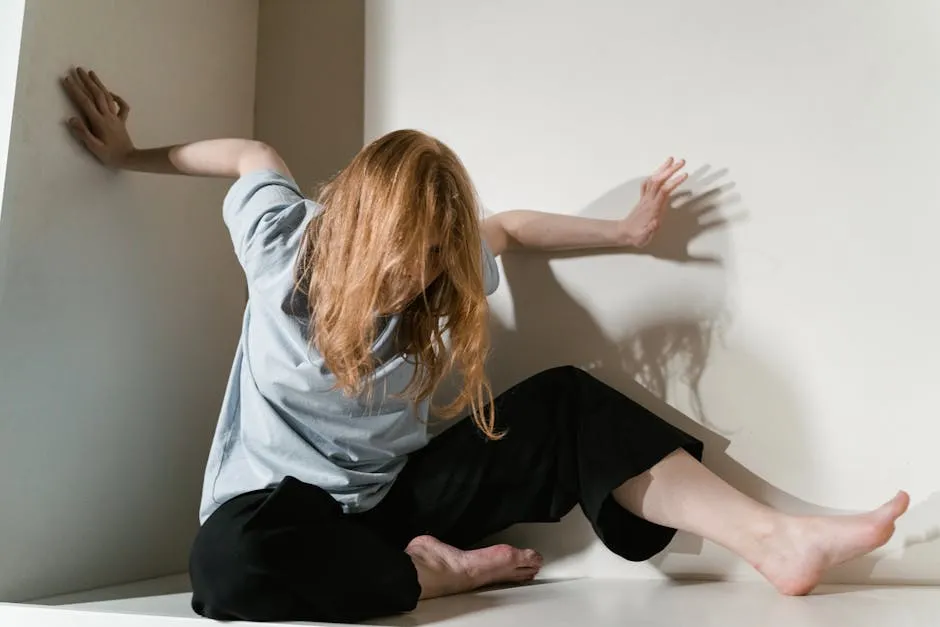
[366,0,940,585]
[0,0,257,601]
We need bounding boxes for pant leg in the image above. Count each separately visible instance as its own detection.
[189,476,420,623]
[385,366,703,561]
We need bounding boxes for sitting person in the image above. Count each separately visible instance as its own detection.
[62,66,909,624]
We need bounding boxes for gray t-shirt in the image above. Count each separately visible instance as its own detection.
[199,170,500,523]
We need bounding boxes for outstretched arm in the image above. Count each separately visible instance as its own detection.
[482,158,687,256]
[62,67,290,178]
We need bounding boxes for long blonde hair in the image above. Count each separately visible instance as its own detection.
[295,130,498,439]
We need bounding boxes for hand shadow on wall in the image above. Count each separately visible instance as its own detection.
[545,166,735,265]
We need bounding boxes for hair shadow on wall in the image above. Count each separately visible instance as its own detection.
[485,171,837,576]
[487,257,824,565]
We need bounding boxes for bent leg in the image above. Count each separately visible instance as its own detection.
[392,365,908,597]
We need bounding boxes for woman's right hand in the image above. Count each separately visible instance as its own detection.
[61,67,135,168]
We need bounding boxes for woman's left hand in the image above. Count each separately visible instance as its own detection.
[618,157,688,247]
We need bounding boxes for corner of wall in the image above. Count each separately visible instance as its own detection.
[254,0,365,193]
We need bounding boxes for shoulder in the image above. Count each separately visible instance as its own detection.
[223,169,322,280]
[223,170,306,222]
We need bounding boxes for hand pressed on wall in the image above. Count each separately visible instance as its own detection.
[639,176,737,264]
[61,67,135,167]
[618,157,689,247]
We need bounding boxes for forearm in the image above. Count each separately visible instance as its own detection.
[486,210,630,253]
[121,139,290,178]
[481,158,689,256]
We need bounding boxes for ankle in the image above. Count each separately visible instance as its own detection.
[410,556,438,600]
[739,510,788,565]
[409,551,467,600]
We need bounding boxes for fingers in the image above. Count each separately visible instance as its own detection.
[654,157,685,183]
[111,92,130,121]
[61,73,99,121]
[69,68,95,100]
[661,171,689,195]
[644,157,676,191]
[88,70,117,112]
[66,116,103,151]
[62,66,127,125]
[646,157,687,198]
[75,68,101,107]
[75,67,111,116]
[653,157,675,176]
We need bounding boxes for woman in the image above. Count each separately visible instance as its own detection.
[63,67,908,623]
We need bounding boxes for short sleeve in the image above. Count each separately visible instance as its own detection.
[223,170,312,279]
[482,238,500,295]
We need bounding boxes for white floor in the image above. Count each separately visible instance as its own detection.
[1,577,936,626]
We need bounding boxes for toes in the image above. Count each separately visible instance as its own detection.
[489,545,542,568]
[518,548,543,568]
[887,491,911,519]
[867,491,910,527]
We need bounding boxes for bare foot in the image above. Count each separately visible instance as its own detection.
[755,491,910,596]
[405,535,543,600]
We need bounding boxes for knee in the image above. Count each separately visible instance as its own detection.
[533,365,589,386]
[521,365,622,422]
[530,365,597,398]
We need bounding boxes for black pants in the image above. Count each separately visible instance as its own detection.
[189,366,702,623]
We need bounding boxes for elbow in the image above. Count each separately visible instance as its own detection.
[238,142,290,178]
[482,215,515,257]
